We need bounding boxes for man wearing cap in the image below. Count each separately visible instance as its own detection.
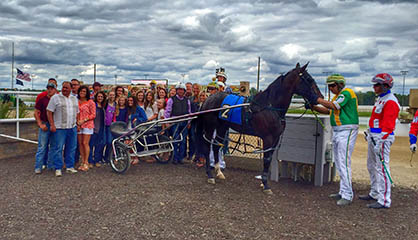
[91,82,102,99]
[34,82,57,173]
[207,81,219,96]
[359,73,399,209]
[34,78,58,169]
[47,81,79,177]
[35,78,58,104]
[311,74,359,206]
[164,82,191,164]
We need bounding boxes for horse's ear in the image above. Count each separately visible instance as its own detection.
[301,62,309,72]
[295,62,300,69]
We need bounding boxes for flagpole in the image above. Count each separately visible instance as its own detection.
[11,42,14,89]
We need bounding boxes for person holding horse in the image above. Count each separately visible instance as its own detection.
[310,74,359,206]
[164,83,191,164]
[359,73,399,209]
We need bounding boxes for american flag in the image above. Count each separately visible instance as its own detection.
[16,68,32,82]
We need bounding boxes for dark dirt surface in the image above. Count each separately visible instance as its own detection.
[1,145,418,240]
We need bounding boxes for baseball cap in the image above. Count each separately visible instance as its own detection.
[46,83,57,89]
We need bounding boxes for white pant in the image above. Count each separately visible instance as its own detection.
[209,130,226,169]
[367,134,394,207]
[333,128,358,201]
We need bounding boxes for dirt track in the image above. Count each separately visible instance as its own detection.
[0,135,417,239]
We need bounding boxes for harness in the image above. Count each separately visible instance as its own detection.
[205,70,323,155]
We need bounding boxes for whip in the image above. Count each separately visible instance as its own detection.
[365,131,394,185]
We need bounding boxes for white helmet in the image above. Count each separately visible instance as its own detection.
[175,82,186,90]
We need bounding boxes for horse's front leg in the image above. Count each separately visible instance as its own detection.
[261,151,273,194]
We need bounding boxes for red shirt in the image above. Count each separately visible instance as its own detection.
[35,91,48,104]
[35,95,51,122]
[368,91,400,139]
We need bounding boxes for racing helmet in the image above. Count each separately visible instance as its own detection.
[372,73,393,88]
[326,74,345,85]
[175,82,186,90]
[207,81,219,89]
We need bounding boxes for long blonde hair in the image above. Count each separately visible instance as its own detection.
[115,96,127,117]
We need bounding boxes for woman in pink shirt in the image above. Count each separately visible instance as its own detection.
[77,85,96,172]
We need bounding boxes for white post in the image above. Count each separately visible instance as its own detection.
[16,93,20,138]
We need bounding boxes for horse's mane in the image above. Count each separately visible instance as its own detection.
[252,74,285,103]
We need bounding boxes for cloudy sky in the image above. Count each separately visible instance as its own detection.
[0,0,417,94]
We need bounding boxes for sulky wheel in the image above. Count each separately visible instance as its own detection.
[152,135,174,164]
[109,141,131,174]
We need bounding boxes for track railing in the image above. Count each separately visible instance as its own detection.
[0,90,40,144]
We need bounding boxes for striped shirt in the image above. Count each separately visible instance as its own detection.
[47,93,79,129]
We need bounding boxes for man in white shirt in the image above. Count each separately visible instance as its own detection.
[47,81,79,177]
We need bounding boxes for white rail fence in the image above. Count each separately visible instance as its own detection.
[0,90,40,144]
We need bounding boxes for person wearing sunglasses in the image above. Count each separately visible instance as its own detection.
[207,81,219,95]
[310,74,359,206]
[358,73,400,209]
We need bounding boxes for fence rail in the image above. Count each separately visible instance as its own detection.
[0,90,41,144]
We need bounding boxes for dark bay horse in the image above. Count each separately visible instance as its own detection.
[196,63,323,194]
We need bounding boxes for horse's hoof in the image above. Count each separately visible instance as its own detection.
[263,189,273,195]
[260,183,264,188]
[207,178,216,184]
[216,172,225,180]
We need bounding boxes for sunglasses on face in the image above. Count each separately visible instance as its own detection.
[328,83,337,88]
[373,83,382,88]
[207,87,216,91]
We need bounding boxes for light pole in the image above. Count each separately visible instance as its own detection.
[181,73,186,83]
[400,70,408,112]
[144,74,148,80]
[323,71,332,98]
[114,74,117,85]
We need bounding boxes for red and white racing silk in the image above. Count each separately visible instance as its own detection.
[409,110,418,144]
[368,90,400,139]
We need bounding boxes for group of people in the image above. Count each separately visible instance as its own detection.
[33,68,418,210]
[312,72,418,209]
[33,68,230,176]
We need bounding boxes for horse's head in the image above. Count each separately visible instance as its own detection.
[293,63,323,105]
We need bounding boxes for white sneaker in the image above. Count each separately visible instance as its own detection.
[35,169,42,174]
[66,168,78,174]
[55,170,62,177]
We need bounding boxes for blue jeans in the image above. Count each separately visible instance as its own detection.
[50,127,77,170]
[88,128,106,164]
[35,123,52,170]
[104,126,113,163]
[170,122,188,162]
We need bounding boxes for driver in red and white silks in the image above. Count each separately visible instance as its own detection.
[363,73,400,209]
[409,110,418,153]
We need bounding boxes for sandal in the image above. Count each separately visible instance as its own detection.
[78,164,89,172]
